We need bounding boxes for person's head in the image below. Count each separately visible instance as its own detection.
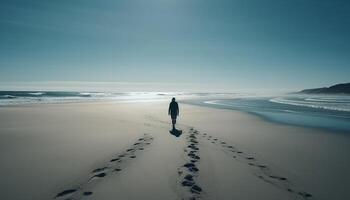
[172,97,176,102]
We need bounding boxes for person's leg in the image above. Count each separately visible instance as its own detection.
[171,116,176,128]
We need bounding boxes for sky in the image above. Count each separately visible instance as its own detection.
[0,0,349,92]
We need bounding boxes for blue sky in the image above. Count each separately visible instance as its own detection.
[0,0,349,92]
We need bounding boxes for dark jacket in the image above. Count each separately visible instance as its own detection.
[168,101,179,117]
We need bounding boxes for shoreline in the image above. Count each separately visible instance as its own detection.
[2,98,349,134]
[182,99,350,134]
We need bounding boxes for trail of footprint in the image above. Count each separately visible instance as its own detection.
[177,128,203,200]
[145,116,314,200]
[54,134,154,200]
[196,130,314,200]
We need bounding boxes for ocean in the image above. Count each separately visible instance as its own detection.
[0,91,237,105]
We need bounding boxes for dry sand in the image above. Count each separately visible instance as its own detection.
[0,101,349,200]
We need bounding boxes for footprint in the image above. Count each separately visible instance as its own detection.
[93,172,106,178]
[299,192,312,198]
[258,165,267,169]
[92,167,107,173]
[269,175,287,181]
[185,165,198,172]
[83,191,93,196]
[182,180,194,187]
[248,163,255,166]
[184,163,196,168]
[188,153,200,160]
[110,158,120,162]
[184,174,194,182]
[55,189,77,198]
[191,185,202,194]
[188,145,198,151]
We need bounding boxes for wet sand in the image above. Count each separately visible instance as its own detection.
[0,101,349,200]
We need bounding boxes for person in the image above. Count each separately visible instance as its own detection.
[168,97,179,128]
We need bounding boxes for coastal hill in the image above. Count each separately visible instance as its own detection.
[299,83,350,94]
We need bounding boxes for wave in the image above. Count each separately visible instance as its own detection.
[305,98,350,103]
[0,91,238,106]
[270,97,350,112]
[1,95,17,99]
[28,92,45,96]
[203,100,220,105]
[78,92,112,97]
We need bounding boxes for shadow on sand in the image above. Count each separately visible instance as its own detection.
[169,127,182,137]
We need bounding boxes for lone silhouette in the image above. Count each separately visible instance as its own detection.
[168,97,179,129]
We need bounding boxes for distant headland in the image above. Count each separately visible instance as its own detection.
[298,83,350,94]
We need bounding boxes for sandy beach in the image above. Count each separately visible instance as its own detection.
[2,0,349,199]
[0,101,349,200]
